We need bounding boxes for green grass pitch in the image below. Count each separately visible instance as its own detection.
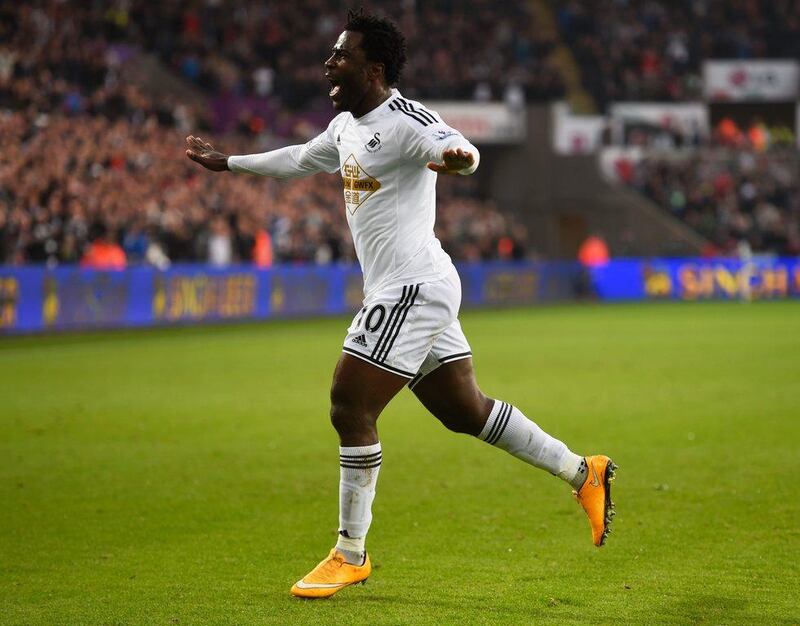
[1,301,799,625]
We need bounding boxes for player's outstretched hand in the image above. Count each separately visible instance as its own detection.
[185,135,230,171]
[426,148,474,174]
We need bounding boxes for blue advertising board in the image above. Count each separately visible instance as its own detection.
[590,257,800,301]
[0,258,797,335]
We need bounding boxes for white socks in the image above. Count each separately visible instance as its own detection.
[332,404,583,564]
[479,400,587,489]
[336,443,382,564]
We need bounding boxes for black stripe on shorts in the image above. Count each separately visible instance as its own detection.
[438,351,472,364]
[377,284,419,363]
[342,347,415,378]
[371,285,408,360]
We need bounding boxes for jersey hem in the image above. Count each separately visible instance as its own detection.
[364,263,454,301]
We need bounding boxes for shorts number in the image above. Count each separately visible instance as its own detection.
[365,305,386,332]
[353,306,367,328]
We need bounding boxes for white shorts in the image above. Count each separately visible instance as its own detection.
[342,268,472,386]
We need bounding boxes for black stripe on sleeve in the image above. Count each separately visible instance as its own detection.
[398,98,437,124]
[398,99,431,126]
[390,99,430,126]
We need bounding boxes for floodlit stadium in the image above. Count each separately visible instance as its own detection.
[1,2,799,624]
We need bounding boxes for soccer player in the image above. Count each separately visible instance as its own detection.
[186,9,616,599]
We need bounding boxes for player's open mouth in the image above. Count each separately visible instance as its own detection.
[326,75,342,98]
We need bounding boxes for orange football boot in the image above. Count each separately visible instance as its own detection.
[573,455,617,547]
[290,549,371,599]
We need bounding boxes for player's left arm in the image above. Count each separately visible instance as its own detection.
[399,117,480,176]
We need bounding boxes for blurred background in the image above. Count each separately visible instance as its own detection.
[1,0,799,332]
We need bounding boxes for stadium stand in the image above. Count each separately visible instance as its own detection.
[0,1,543,267]
[0,107,533,266]
[555,0,800,112]
[551,0,799,256]
[626,146,800,257]
[130,0,565,108]
[3,1,799,266]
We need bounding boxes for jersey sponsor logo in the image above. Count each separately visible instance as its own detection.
[365,132,382,153]
[432,129,458,141]
[341,154,381,214]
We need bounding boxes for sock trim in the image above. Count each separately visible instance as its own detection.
[339,459,381,469]
[339,450,382,469]
[484,401,512,445]
[340,451,382,460]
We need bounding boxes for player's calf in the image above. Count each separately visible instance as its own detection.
[477,400,587,486]
[477,399,617,546]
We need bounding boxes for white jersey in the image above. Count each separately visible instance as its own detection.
[228,89,479,296]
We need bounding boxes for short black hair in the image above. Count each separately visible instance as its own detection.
[345,8,406,85]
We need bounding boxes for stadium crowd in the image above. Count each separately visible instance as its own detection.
[1,1,563,125]
[4,1,800,268]
[0,1,539,268]
[131,0,565,108]
[556,0,800,111]
[0,2,212,130]
[0,110,527,267]
[628,146,800,256]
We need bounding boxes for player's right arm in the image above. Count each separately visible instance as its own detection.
[185,124,340,178]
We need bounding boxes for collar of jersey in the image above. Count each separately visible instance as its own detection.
[352,88,399,124]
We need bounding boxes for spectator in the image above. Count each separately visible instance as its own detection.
[81,221,126,270]
[578,234,610,267]
[628,146,800,256]
[207,215,233,267]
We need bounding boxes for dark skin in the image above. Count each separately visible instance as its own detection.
[186,30,491,446]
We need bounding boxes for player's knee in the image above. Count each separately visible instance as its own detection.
[329,398,351,433]
[329,396,373,436]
